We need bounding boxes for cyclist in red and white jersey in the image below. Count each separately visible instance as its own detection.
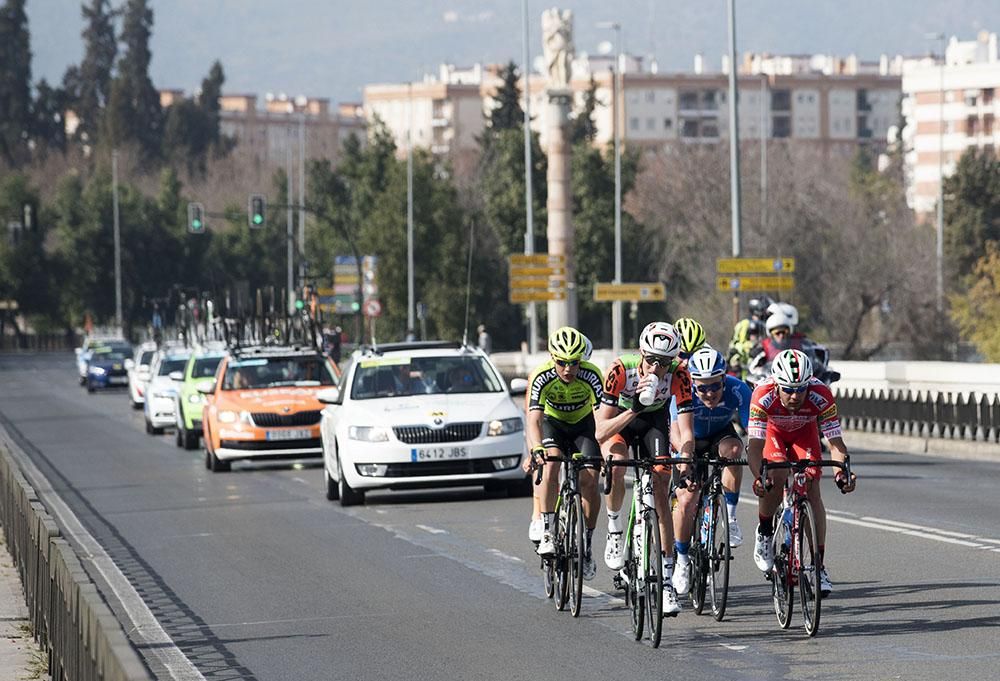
[746,349,857,596]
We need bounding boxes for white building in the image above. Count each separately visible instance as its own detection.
[900,31,1000,216]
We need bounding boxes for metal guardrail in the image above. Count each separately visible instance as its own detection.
[836,388,1000,443]
[0,446,152,681]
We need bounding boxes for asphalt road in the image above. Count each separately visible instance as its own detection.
[1,353,999,681]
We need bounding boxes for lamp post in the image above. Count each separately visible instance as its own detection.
[112,150,122,331]
[926,32,946,313]
[522,0,538,354]
[407,81,415,333]
[597,20,623,354]
[726,0,743,328]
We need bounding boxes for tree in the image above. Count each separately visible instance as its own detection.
[568,77,598,145]
[198,61,225,152]
[104,0,162,160]
[950,242,1000,361]
[486,61,524,132]
[943,148,1000,292]
[32,79,69,152]
[0,0,32,166]
[67,0,117,145]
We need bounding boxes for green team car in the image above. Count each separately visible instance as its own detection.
[173,347,226,450]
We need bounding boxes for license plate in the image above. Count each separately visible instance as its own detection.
[109,376,128,384]
[410,446,469,462]
[266,429,312,441]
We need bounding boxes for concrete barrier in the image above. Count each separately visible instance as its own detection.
[0,441,152,681]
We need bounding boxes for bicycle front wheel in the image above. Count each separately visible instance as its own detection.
[771,510,793,629]
[798,501,822,636]
[644,508,664,648]
[708,491,732,621]
[555,507,570,611]
[690,499,708,615]
[626,527,644,640]
[569,494,585,617]
[542,557,554,599]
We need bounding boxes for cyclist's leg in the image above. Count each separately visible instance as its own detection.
[793,429,827,560]
[713,428,745,544]
[600,432,629,569]
[753,432,790,570]
[640,414,677,564]
[573,426,602,530]
[538,418,568,552]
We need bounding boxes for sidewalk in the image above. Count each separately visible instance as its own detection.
[0,530,49,681]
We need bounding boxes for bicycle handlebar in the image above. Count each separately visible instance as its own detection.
[531,452,604,486]
[602,455,696,495]
[756,456,853,493]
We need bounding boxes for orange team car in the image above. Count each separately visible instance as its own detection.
[200,344,340,472]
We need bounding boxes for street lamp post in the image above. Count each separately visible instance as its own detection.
[598,21,623,354]
[927,32,946,313]
[522,0,538,354]
[407,81,416,334]
[726,0,743,328]
[112,150,122,331]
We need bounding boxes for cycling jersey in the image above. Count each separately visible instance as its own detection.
[748,377,843,479]
[601,354,693,415]
[527,360,603,424]
[669,374,750,439]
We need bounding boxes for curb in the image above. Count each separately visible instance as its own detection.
[846,429,999,462]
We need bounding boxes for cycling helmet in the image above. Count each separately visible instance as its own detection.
[688,347,726,380]
[766,302,799,327]
[674,318,707,354]
[771,349,813,388]
[639,322,681,358]
[748,296,775,318]
[747,319,764,337]
[548,326,587,361]
[765,310,794,335]
[582,334,593,361]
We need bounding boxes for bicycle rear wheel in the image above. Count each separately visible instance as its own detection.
[569,494,585,617]
[771,511,793,629]
[555,507,570,611]
[543,558,554,599]
[644,508,664,648]
[690,499,708,615]
[798,501,822,636]
[626,529,644,640]
[708,492,731,621]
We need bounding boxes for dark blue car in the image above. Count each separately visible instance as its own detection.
[86,347,131,393]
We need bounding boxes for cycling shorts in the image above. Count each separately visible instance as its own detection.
[541,413,601,468]
[675,424,744,488]
[763,426,823,480]
[607,409,672,472]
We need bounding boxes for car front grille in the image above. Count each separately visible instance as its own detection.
[219,438,322,451]
[393,422,483,444]
[250,410,322,427]
[378,459,497,477]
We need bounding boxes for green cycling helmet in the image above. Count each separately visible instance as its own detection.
[674,317,707,355]
[548,326,588,361]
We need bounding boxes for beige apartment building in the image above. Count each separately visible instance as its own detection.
[900,32,1000,215]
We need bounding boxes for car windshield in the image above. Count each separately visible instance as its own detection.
[191,357,222,379]
[222,356,336,390]
[350,355,502,400]
[93,351,127,361]
[138,350,155,366]
[158,358,189,376]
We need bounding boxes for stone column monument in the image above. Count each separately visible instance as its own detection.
[542,7,576,332]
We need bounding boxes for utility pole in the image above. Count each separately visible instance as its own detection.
[598,21,623,354]
[298,113,306,291]
[727,0,743,326]
[407,81,416,333]
[760,75,768,233]
[286,148,294,314]
[112,150,123,331]
[522,0,538,354]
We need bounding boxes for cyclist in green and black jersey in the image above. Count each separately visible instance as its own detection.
[526,327,604,579]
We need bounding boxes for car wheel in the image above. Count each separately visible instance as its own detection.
[86,380,95,393]
[79,376,86,386]
[130,399,143,410]
[175,427,184,447]
[337,456,363,506]
[145,419,154,435]
[325,470,339,501]
[208,447,230,473]
[183,430,199,450]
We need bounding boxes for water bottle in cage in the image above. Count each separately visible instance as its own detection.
[701,504,711,544]
[782,504,793,549]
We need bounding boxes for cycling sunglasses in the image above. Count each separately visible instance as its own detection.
[643,354,673,368]
[780,385,808,394]
[554,358,580,367]
[695,380,724,394]
[678,350,693,360]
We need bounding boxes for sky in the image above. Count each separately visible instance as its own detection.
[24,0,1000,105]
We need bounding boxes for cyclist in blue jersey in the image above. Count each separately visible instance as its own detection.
[667,346,751,596]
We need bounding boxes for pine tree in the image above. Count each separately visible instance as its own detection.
[199,60,225,151]
[943,148,1000,291]
[67,0,117,144]
[568,76,598,145]
[487,61,524,132]
[32,78,69,152]
[0,0,32,166]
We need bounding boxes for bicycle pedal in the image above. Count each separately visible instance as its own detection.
[663,611,680,618]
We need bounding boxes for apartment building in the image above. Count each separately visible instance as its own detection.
[900,31,1000,215]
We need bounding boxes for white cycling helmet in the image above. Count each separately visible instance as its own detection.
[639,322,681,358]
[582,334,593,361]
[765,310,795,335]
[688,347,726,380]
[766,302,799,327]
[771,349,813,388]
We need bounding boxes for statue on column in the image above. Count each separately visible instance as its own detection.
[541,8,574,91]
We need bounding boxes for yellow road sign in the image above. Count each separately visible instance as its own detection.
[510,265,566,277]
[716,257,796,274]
[315,287,335,297]
[593,282,666,302]
[717,275,795,292]
[510,253,566,266]
[509,276,567,289]
[510,289,567,303]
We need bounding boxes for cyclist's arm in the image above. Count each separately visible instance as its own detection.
[526,408,545,452]
[674,410,695,465]
[746,397,769,479]
[594,401,637,443]
[747,436,766,480]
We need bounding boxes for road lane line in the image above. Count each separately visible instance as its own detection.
[828,515,998,551]
[860,516,1000,545]
[1,430,207,681]
[486,548,524,563]
[416,524,448,534]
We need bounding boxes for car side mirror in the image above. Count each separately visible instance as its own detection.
[196,380,216,395]
[125,359,135,370]
[74,347,82,356]
[509,378,528,396]
[169,371,184,381]
[316,387,340,404]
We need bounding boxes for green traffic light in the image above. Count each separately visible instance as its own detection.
[192,219,202,230]
[253,214,263,225]
[350,302,361,312]
[295,299,305,310]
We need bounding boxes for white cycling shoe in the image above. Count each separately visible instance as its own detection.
[671,560,691,595]
[528,518,544,543]
[753,529,774,572]
[604,532,624,570]
[662,585,681,616]
[582,555,597,581]
[728,516,743,548]
[537,532,556,556]
[819,567,833,597]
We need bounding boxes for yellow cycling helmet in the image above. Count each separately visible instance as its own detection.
[674,318,707,355]
[548,326,588,361]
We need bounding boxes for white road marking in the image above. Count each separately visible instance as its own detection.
[721,644,748,651]
[291,477,309,485]
[416,524,448,535]
[1,430,207,681]
[486,548,524,563]
[827,512,1000,553]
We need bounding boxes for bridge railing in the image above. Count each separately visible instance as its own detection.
[835,388,1000,443]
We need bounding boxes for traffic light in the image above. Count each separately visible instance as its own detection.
[248,194,266,229]
[187,202,206,234]
[22,202,34,231]
[350,299,361,313]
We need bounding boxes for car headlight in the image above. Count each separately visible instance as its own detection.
[89,366,107,376]
[218,410,238,423]
[187,393,202,404]
[348,426,390,442]
[153,390,175,399]
[488,417,523,436]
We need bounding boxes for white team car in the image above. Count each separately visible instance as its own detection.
[143,347,191,434]
[318,341,530,506]
[128,342,158,408]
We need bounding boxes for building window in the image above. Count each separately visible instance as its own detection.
[701,122,719,138]
[681,119,699,137]
[857,115,872,138]
[856,89,871,112]
[771,89,791,112]
[664,118,673,130]
[772,117,791,138]
[645,90,655,103]
[985,114,994,136]
[646,117,656,131]
[702,90,718,110]
[984,88,995,104]
[679,91,699,110]
[965,93,978,107]
[630,117,639,131]
[967,116,978,136]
